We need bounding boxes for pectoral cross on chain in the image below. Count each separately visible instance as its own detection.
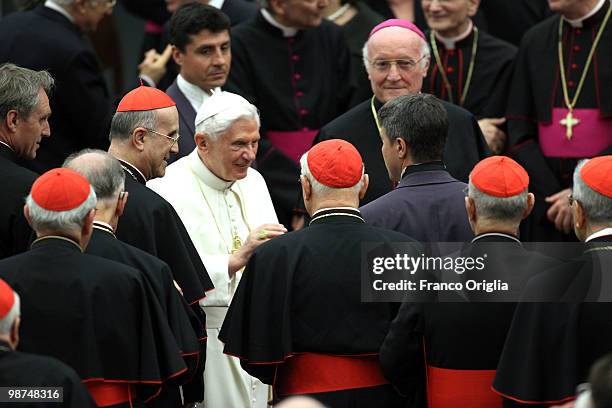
[560,111,580,140]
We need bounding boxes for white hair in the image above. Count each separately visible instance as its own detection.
[0,292,20,335]
[195,104,260,141]
[573,160,612,224]
[468,181,528,222]
[25,188,97,232]
[299,151,364,195]
[362,36,431,73]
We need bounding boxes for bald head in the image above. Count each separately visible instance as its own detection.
[63,149,125,203]
[275,396,327,408]
[363,26,431,102]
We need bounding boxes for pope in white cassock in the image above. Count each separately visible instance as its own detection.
[148,91,286,408]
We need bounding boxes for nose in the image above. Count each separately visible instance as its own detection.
[386,62,402,81]
[170,141,179,155]
[42,120,51,138]
[243,144,257,162]
[212,48,227,65]
[318,0,329,8]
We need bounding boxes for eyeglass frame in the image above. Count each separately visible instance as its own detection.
[145,128,180,147]
[368,55,428,73]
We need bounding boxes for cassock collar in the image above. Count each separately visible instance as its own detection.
[31,235,83,252]
[118,159,147,185]
[472,232,521,244]
[400,161,446,179]
[309,207,364,225]
[189,149,235,191]
[177,74,218,113]
[261,9,299,37]
[564,0,607,27]
[0,141,17,162]
[586,227,612,242]
[93,221,116,238]
[44,0,75,23]
[434,20,474,50]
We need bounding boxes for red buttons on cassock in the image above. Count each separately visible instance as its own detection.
[576,28,582,35]
[299,108,309,116]
[448,50,455,56]
[294,73,301,80]
[292,54,300,62]
[296,91,304,97]
[573,45,581,52]
[446,66,455,74]
[568,80,576,88]
[571,63,578,70]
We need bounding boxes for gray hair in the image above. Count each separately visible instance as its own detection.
[299,151,364,195]
[0,63,54,121]
[468,182,529,222]
[0,291,20,335]
[196,103,260,141]
[362,37,430,73]
[109,110,157,141]
[63,149,125,201]
[573,160,612,224]
[25,188,97,232]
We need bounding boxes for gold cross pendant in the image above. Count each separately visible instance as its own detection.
[560,111,580,140]
[231,235,242,254]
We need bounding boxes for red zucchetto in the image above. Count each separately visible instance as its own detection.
[307,139,363,188]
[369,19,425,41]
[580,155,612,198]
[116,85,175,112]
[470,156,529,197]
[0,279,15,320]
[31,168,91,211]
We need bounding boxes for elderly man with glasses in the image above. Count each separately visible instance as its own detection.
[148,91,285,408]
[314,19,488,207]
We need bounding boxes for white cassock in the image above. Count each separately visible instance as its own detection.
[148,149,278,408]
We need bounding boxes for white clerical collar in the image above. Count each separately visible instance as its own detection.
[564,0,606,27]
[119,159,147,183]
[44,0,75,23]
[434,20,473,50]
[586,227,612,242]
[471,232,521,244]
[189,149,235,191]
[0,140,14,152]
[209,0,225,9]
[261,9,298,37]
[177,74,218,113]
[312,206,359,217]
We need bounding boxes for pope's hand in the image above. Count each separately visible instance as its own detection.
[228,223,287,277]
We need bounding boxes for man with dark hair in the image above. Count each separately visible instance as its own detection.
[64,149,206,407]
[589,354,612,408]
[0,278,96,407]
[0,168,189,407]
[0,63,53,259]
[167,2,231,162]
[360,93,473,242]
[315,19,487,208]
[226,0,353,227]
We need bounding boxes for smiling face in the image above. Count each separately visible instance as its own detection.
[12,88,51,160]
[366,27,429,103]
[200,118,260,181]
[173,29,231,91]
[143,106,179,180]
[422,0,479,38]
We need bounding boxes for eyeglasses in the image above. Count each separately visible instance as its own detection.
[146,128,180,147]
[369,56,427,73]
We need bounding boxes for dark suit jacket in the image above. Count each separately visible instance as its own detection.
[360,163,473,242]
[166,80,196,164]
[0,6,111,172]
[0,144,37,259]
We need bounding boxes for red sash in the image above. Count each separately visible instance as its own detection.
[538,108,612,158]
[85,381,131,407]
[426,365,501,408]
[267,130,318,166]
[276,353,389,396]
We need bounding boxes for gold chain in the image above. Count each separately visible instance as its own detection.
[558,2,612,112]
[371,96,382,133]
[430,26,479,106]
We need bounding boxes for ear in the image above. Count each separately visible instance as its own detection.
[10,316,20,349]
[172,45,183,66]
[573,201,586,231]
[82,208,95,238]
[522,192,535,220]
[132,127,147,152]
[421,57,430,76]
[116,191,128,218]
[465,196,476,224]
[396,137,408,160]
[23,205,33,228]
[468,0,481,17]
[195,132,211,152]
[5,110,19,132]
[300,175,312,203]
[359,174,369,201]
[268,0,285,16]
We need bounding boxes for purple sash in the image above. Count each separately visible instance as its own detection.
[538,108,612,158]
[267,130,318,165]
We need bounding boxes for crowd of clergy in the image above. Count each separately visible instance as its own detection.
[0,0,611,407]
